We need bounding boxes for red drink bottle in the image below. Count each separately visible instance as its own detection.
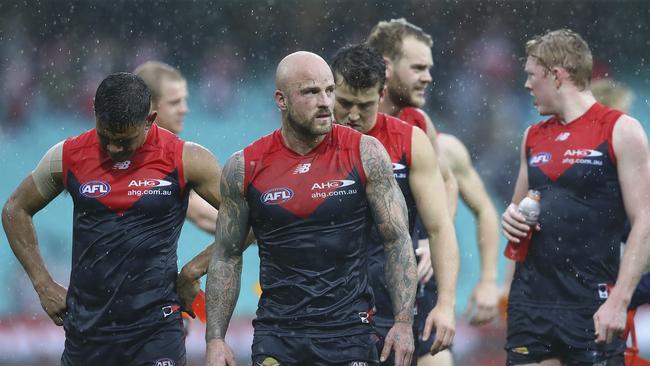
[504,190,540,262]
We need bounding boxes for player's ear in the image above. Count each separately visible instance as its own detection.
[551,67,568,89]
[145,111,157,130]
[275,90,288,111]
[383,56,392,80]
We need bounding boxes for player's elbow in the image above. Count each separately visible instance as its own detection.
[2,196,27,231]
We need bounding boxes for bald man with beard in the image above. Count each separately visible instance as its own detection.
[205,52,417,366]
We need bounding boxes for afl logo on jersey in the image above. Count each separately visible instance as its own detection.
[79,181,111,198]
[261,188,293,205]
[529,152,552,167]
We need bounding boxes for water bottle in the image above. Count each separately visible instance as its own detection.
[504,190,541,262]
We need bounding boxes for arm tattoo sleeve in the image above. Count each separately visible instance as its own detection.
[205,151,250,341]
[361,135,417,324]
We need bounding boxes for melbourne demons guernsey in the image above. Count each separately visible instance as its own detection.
[510,103,625,308]
[399,107,428,133]
[244,124,374,337]
[365,113,417,327]
[62,124,189,340]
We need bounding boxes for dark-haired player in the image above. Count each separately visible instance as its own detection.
[2,72,222,365]
[330,43,459,364]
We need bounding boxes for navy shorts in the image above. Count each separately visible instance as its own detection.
[414,277,438,358]
[252,332,380,366]
[506,304,625,365]
[630,272,650,309]
[61,318,186,366]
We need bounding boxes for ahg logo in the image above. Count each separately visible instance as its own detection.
[128,179,172,187]
[563,149,603,158]
[392,163,406,171]
[79,181,111,198]
[311,180,355,190]
[261,188,293,205]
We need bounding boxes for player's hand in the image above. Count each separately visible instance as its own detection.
[593,297,627,344]
[415,239,434,283]
[422,302,455,355]
[381,321,414,366]
[501,203,533,242]
[35,279,68,326]
[465,279,498,325]
[176,272,200,318]
[206,339,237,366]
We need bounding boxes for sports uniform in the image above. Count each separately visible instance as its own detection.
[244,124,379,366]
[507,103,626,365]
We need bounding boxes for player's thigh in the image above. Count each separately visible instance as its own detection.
[311,333,381,366]
[556,308,625,366]
[506,305,556,365]
[251,333,303,366]
[417,349,453,366]
[130,320,187,366]
[61,335,124,366]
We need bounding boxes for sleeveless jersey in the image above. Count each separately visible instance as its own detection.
[62,123,189,340]
[244,124,375,337]
[399,107,428,133]
[365,113,417,327]
[510,103,625,308]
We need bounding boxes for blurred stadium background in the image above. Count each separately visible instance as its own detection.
[1,1,649,365]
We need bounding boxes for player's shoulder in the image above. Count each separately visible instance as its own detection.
[64,128,97,149]
[383,113,413,131]
[244,129,281,156]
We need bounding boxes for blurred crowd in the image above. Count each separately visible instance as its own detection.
[2,0,649,205]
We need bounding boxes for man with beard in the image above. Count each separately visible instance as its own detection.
[205,52,417,366]
[368,19,500,366]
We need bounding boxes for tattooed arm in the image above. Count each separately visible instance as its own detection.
[360,135,416,366]
[205,151,250,366]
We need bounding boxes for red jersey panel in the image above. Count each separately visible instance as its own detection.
[511,103,626,307]
[399,107,428,133]
[244,124,375,337]
[61,124,189,340]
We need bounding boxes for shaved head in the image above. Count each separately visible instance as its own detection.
[275,51,333,92]
[274,51,335,141]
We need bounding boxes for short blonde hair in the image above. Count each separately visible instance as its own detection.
[591,78,634,112]
[133,61,184,103]
[526,29,592,90]
[367,18,432,61]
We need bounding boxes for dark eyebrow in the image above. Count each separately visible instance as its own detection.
[337,96,352,104]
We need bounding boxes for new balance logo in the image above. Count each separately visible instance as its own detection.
[293,163,311,174]
[555,132,571,141]
[113,161,131,170]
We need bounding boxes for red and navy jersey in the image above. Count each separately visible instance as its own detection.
[511,103,625,308]
[366,113,417,327]
[62,124,189,340]
[244,124,374,337]
[399,107,428,133]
